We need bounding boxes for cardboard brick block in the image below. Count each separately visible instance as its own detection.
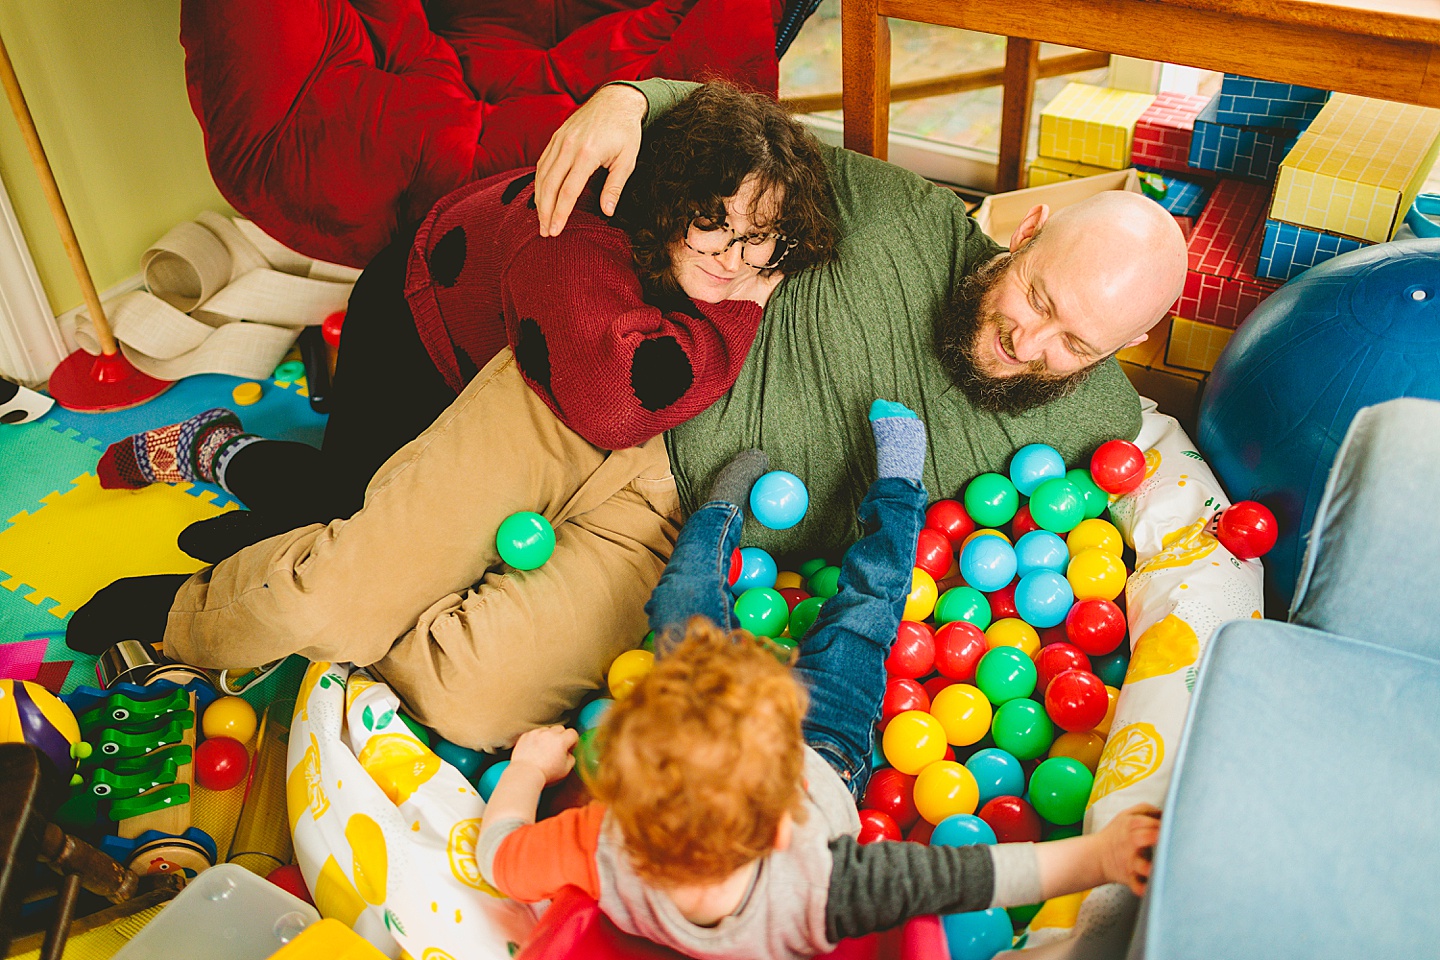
[1147,172,1212,219]
[1255,219,1370,281]
[1215,74,1331,131]
[1173,179,1280,330]
[1027,156,1115,187]
[1038,83,1156,169]
[1189,96,1301,182]
[1165,316,1235,373]
[1117,318,1204,433]
[1131,91,1210,174]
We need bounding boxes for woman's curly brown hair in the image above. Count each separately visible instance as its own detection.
[615,81,839,293]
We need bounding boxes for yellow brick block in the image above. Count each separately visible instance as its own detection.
[1271,93,1440,243]
[1027,156,1116,187]
[1038,83,1156,169]
[1165,316,1234,373]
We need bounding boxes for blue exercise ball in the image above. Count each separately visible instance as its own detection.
[1199,239,1440,608]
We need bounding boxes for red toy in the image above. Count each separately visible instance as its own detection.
[862,767,920,831]
[914,528,954,580]
[1011,504,1041,538]
[886,622,936,679]
[978,795,1043,843]
[266,863,314,905]
[1089,440,1147,495]
[1065,598,1128,656]
[922,676,955,700]
[880,679,930,730]
[320,310,346,348]
[858,808,903,844]
[1216,500,1278,559]
[194,736,249,791]
[778,587,811,613]
[986,582,1019,621]
[907,818,937,844]
[925,499,975,546]
[1034,643,1092,695]
[1044,669,1110,733]
[1040,625,1069,647]
[933,621,988,682]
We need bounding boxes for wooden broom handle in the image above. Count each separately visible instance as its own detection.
[0,29,116,355]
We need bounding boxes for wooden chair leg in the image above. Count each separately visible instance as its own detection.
[998,37,1040,192]
[841,0,891,158]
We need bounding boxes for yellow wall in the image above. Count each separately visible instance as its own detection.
[0,1,230,316]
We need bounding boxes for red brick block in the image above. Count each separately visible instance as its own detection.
[1171,179,1280,330]
[1131,91,1211,174]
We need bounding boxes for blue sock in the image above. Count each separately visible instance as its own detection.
[869,399,926,481]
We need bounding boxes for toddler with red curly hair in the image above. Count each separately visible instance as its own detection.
[478,401,1158,959]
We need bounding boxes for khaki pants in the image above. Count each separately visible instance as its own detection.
[166,350,680,750]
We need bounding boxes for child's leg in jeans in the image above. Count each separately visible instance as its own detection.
[795,401,928,800]
[644,451,769,655]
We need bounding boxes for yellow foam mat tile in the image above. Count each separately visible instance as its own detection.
[1039,83,1156,169]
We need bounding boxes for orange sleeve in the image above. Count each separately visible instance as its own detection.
[490,802,607,902]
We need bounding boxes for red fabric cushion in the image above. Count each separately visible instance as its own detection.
[181,0,779,267]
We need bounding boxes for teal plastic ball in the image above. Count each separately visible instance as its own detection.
[750,470,809,530]
[497,511,556,570]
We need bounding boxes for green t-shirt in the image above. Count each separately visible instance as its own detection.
[629,81,1143,561]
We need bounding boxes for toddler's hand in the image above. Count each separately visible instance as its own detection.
[511,725,579,784]
[1097,804,1161,897]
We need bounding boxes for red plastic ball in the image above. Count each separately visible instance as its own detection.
[926,499,975,546]
[778,587,811,613]
[880,678,930,730]
[858,808,902,844]
[266,864,314,905]
[863,767,920,830]
[886,621,936,679]
[1089,440,1147,495]
[922,675,955,700]
[1034,643,1092,694]
[914,527,954,580]
[1040,625,1069,647]
[1044,669,1109,732]
[1064,598,1127,656]
[195,736,249,791]
[933,621,988,682]
[986,582,1019,621]
[1011,504,1041,538]
[978,795,1043,843]
[320,310,346,348]
[1216,501,1278,560]
[727,548,742,586]
[907,817,937,844]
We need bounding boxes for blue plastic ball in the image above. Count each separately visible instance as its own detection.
[943,907,1014,960]
[578,698,613,731]
[1009,443,1067,497]
[731,547,778,595]
[432,737,486,780]
[1013,570,1075,628]
[750,470,809,530]
[872,741,887,770]
[959,536,1017,593]
[476,760,508,801]
[1013,531,1069,578]
[965,747,1026,807]
[932,813,998,848]
[1092,647,1130,687]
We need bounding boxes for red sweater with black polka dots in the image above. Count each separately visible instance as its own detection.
[404,169,763,451]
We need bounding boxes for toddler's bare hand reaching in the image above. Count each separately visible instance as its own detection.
[510,725,579,784]
[1097,804,1161,896]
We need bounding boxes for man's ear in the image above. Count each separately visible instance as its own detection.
[1124,333,1149,349]
[1009,203,1051,252]
[774,812,794,853]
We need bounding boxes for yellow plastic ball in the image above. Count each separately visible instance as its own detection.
[774,571,805,590]
[202,695,258,744]
[1049,730,1106,773]
[929,684,992,747]
[608,649,655,700]
[962,528,1011,549]
[1067,518,1124,558]
[903,568,938,622]
[913,760,979,825]
[1094,685,1121,736]
[985,617,1041,657]
[882,710,948,775]
[1067,548,1127,601]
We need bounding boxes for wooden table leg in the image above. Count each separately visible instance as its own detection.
[998,37,1040,192]
[841,0,891,159]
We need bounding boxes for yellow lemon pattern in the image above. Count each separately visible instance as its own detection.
[1090,722,1165,804]
[296,661,332,722]
[287,733,330,830]
[1029,889,1090,930]
[1143,448,1162,479]
[448,819,505,898]
[346,813,389,905]
[422,951,458,960]
[313,854,367,926]
[1135,519,1218,573]
[345,675,378,714]
[358,733,442,805]
[1125,615,1200,684]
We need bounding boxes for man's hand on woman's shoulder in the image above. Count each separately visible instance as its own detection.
[537,84,648,237]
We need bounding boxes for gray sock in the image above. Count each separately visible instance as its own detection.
[869,399,926,481]
[708,449,769,508]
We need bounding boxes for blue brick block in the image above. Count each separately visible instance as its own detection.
[1189,96,1301,182]
[1255,219,1369,281]
[1147,172,1211,218]
[1215,74,1330,131]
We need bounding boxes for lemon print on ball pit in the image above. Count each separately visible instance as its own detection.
[358,733,442,805]
[346,813,389,905]
[448,818,505,898]
[314,854,367,926]
[287,733,330,829]
[1126,615,1200,684]
[1089,721,1164,803]
[1135,519,1218,573]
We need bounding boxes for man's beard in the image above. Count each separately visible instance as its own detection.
[936,254,1100,415]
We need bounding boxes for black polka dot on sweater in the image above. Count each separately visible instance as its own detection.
[502,172,537,206]
[429,227,466,287]
[455,347,480,383]
[631,337,693,412]
[515,318,552,395]
[646,288,705,321]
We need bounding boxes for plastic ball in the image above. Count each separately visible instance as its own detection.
[1013,570,1075,628]
[963,473,1020,528]
[1090,439,1147,494]
[934,621,989,682]
[194,736,249,791]
[930,684,992,746]
[266,863,314,905]
[733,547,779,594]
[984,618,1040,658]
[1050,730,1106,773]
[808,565,842,598]
[1067,518,1124,558]
[202,696,257,745]
[881,679,931,730]
[907,818,936,844]
[768,635,798,663]
[0,680,83,779]
[912,527,953,580]
[882,710,949,775]
[990,698,1055,760]
[965,747,1026,808]
[903,568,939,622]
[974,647,1037,705]
[1034,642,1091,694]
[1065,598,1127,655]
[1028,757,1095,825]
[798,557,827,578]
[985,582,1019,621]
[863,767,920,830]
[321,309,346,348]
[777,587,810,613]
[943,908,1013,960]
[858,808,902,844]
[432,736,486,780]
[932,813,997,848]
[775,571,805,590]
[788,596,826,640]
[1094,686,1121,736]
[914,760,980,824]
[1092,648,1130,688]
[477,761,508,802]
[1009,443,1066,497]
[1067,548,1127,602]
[1044,669,1109,732]
[926,499,976,545]
[1216,500,1279,559]
[934,587,992,630]
[727,548,742,586]
[959,536,1017,593]
[1045,824,1083,842]
[1040,625,1069,647]
[1066,468,1109,520]
[1014,531,1069,578]
[1028,478,1086,534]
[574,727,602,785]
[734,588,790,638]
[979,795,1043,843]
[1010,504,1041,538]
[578,698,613,731]
[1008,903,1043,929]
[607,649,654,699]
[962,528,1011,548]
[750,471,809,530]
[886,621,936,679]
[496,511,556,570]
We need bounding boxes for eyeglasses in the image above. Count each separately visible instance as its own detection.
[683,217,797,269]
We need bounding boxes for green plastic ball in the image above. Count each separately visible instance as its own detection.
[789,596,826,640]
[1044,823,1083,841]
[735,588,790,638]
[497,510,556,570]
[1066,468,1108,520]
[797,557,828,579]
[1008,903,1043,929]
[991,698,1055,760]
[1028,478,1086,534]
[934,586,992,630]
[768,634,799,663]
[974,646,1036,704]
[963,473,1020,528]
[640,630,656,653]
[1028,757,1094,825]
[808,565,842,598]
[575,727,602,785]
[398,712,433,746]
